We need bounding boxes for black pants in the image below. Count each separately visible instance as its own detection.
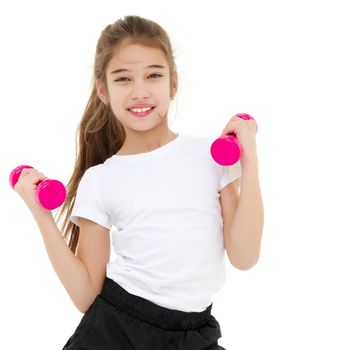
[62,277,226,349]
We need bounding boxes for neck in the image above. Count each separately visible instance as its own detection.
[116,130,178,156]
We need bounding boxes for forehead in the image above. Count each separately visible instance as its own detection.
[107,43,168,72]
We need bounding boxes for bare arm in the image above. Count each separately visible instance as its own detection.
[33,210,99,313]
[220,155,264,269]
[14,168,104,313]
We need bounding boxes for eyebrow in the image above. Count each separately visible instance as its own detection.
[110,64,166,75]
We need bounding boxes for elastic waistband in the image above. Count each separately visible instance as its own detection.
[100,277,213,331]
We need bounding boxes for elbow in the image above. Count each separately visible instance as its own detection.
[78,304,88,314]
[73,300,88,314]
[228,254,259,270]
[231,260,258,270]
[76,301,93,314]
[74,296,97,314]
[73,285,102,313]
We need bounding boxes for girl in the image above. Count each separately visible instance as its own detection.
[14,15,264,350]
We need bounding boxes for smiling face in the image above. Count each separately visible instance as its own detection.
[96,40,177,136]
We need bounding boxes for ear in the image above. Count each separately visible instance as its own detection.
[95,79,108,105]
[170,71,178,99]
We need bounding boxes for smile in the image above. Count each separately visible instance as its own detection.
[127,107,155,117]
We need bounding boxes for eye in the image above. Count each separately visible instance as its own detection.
[114,73,163,82]
[115,77,129,82]
[149,73,162,79]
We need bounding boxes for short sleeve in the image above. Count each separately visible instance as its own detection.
[219,160,242,191]
[70,168,111,230]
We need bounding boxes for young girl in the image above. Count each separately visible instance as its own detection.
[14,15,264,350]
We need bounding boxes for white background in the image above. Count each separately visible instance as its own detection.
[1,0,349,348]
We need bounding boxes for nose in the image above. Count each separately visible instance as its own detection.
[130,79,150,99]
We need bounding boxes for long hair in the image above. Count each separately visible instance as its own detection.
[54,15,178,254]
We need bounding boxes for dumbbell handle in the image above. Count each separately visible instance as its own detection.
[9,164,66,210]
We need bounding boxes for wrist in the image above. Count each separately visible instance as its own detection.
[31,206,54,223]
[241,152,258,164]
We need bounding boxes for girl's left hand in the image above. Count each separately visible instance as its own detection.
[220,115,258,159]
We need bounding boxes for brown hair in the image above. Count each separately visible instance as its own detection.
[55,15,178,254]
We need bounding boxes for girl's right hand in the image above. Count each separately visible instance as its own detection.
[14,168,50,214]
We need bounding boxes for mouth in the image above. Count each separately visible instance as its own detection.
[127,106,156,117]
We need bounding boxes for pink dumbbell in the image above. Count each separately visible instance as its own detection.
[210,113,258,166]
[9,164,66,210]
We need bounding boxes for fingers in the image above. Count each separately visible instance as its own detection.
[224,117,256,129]
[221,116,256,137]
[14,168,48,192]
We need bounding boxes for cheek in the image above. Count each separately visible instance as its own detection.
[156,85,172,100]
[109,90,126,107]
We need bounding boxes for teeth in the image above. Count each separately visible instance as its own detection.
[130,107,152,113]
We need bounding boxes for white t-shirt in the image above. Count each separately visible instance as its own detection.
[71,134,242,312]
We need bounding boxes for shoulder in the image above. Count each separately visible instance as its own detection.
[82,164,98,179]
[181,134,215,149]
[79,164,105,186]
[177,134,213,158]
